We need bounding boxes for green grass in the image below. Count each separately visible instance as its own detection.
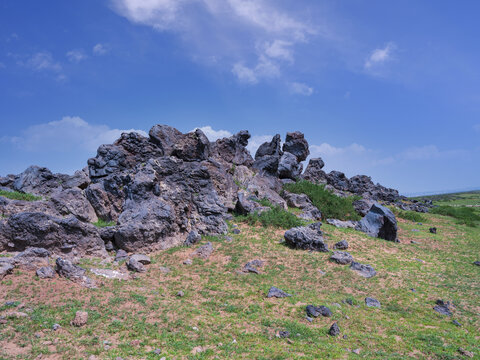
[392,209,427,223]
[284,180,361,221]
[235,200,304,229]
[0,190,42,201]
[412,190,480,206]
[92,219,116,228]
[430,206,480,227]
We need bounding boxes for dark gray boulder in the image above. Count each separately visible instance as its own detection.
[148,124,183,155]
[56,258,96,288]
[255,134,282,159]
[0,259,14,280]
[13,247,50,270]
[365,297,381,308]
[429,227,437,234]
[277,152,302,180]
[355,203,397,241]
[334,240,349,250]
[301,158,327,184]
[50,188,97,223]
[252,155,280,175]
[353,199,375,217]
[129,254,151,265]
[184,230,201,246]
[267,287,291,298]
[328,322,340,336]
[330,251,354,265]
[12,165,61,197]
[243,259,264,274]
[306,305,332,318]
[1,212,106,258]
[326,171,350,192]
[211,130,253,167]
[193,242,214,259]
[350,261,376,278]
[284,225,328,252]
[114,249,128,262]
[326,219,357,229]
[282,132,309,161]
[36,266,56,279]
[126,257,146,273]
[171,129,210,161]
[434,300,452,316]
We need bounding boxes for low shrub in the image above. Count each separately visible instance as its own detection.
[283,180,361,221]
[93,219,116,228]
[235,200,304,229]
[430,206,480,227]
[393,209,427,223]
[0,189,42,201]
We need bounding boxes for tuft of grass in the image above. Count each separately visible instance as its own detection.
[430,206,480,227]
[284,180,361,221]
[92,219,116,228]
[393,209,427,223]
[0,189,42,201]
[235,200,304,229]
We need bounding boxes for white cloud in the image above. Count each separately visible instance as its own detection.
[3,116,146,153]
[66,49,87,63]
[364,42,396,69]
[246,134,274,156]
[23,52,62,72]
[289,82,314,96]
[194,126,232,141]
[110,0,315,86]
[93,43,109,55]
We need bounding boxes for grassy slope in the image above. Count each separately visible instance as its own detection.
[1,211,479,359]
[412,190,480,207]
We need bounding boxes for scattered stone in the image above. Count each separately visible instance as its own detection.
[333,240,349,250]
[306,305,332,318]
[225,236,233,243]
[355,203,397,241]
[191,346,205,354]
[330,251,354,265]
[328,322,340,337]
[434,300,452,316]
[365,297,381,308]
[177,291,184,297]
[232,228,241,235]
[13,247,50,270]
[411,229,420,232]
[90,268,129,280]
[429,227,437,234]
[126,257,146,273]
[343,335,348,339]
[52,323,61,331]
[193,242,214,259]
[115,249,128,262]
[159,266,170,273]
[71,311,88,327]
[326,219,357,229]
[458,348,474,358]
[410,288,416,292]
[350,261,376,278]
[0,259,14,280]
[414,258,425,263]
[130,254,151,265]
[332,303,341,308]
[184,230,201,246]
[284,225,328,252]
[243,259,264,274]
[318,269,326,276]
[410,240,419,244]
[183,259,192,265]
[7,311,28,318]
[56,258,97,288]
[306,316,313,323]
[473,261,480,266]
[352,349,361,355]
[452,320,462,327]
[276,330,290,338]
[153,348,162,355]
[267,286,292,298]
[345,298,354,306]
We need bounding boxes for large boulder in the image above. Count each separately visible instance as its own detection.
[13,247,50,270]
[50,188,98,223]
[12,166,61,196]
[277,152,302,180]
[282,132,309,161]
[326,171,350,192]
[211,130,253,167]
[171,129,210,161]
[301,158,327,184]
[148,124,183,155]
[284,224,328,252]
[255,134,282,159]
[355,203,397,241]
[0,212,107,258]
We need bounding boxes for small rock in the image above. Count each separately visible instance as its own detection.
[193,242,214,259]
[130,254,151,265]
[414,258,425,263]
[7,311,28,318]
[276,330,290,338]
[36,266,56,279]
[88,356,97,360]
[34,332,43,338]
[126,257,146,273]
[191,346,205,354]
[452,320,462,327]
[343,335,348,339]
[429,227,437,234]
[330,251,354,265]
[328,322,340,337]
[433,299,452,316]
[184,230,201,246]
[345,298,354,306]
[365,297,381,308]
[306,305,332,318]
[350,261,376,278]
[71,311,88,327]
[458,348,474,358]
[411,229,420,232]
[177,291,185,297]
[183,259,192,265]
[333,240,349,250]
[153,348,162,355]
[243,259,264,274]
[306,316,313,322]
[52,323,61,331]
[332,303,341,308]
[114,249,128,262]
[410,288,416,292]
[225,236,233,243]
[267,286,292,298]
[410,240,419,244]
[232,228,241,235]
[353,349,361,355]
[158,266,170,273]
[473,261,480,266]
[318,269,326,275]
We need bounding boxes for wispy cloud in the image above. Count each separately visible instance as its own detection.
[110,0,317,87]
[194,126,232,141]
[66,49,87,63]
[22,52,62,72]
[289,82,314,96]
[364,42,396,70]
[93,43,109,55]
[2,116,146,153]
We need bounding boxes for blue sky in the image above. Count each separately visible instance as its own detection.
[0,0,479,195]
